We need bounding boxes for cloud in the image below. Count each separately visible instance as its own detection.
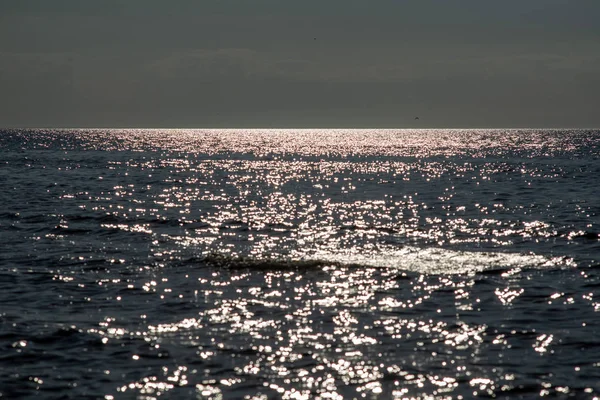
[142,48,437,84]
[146,49,270,82]
[140,46,600,87]
[0,52,72,79]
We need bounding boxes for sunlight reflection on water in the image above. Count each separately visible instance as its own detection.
[1,129,600,398]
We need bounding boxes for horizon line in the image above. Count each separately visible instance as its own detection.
[2,126,599,131]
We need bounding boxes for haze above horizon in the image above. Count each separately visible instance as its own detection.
[1,0,599,128]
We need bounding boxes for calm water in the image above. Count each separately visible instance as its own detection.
[1,129,600,399]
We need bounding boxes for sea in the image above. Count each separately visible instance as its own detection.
[1,128,600,399]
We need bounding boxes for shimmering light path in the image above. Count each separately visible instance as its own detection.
[1,129,599,398]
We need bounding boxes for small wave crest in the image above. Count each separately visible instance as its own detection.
[197,246,575,275]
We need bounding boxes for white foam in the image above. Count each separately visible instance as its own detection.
[298,246,574,275]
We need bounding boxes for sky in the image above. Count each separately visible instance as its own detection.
[1,0,599,128]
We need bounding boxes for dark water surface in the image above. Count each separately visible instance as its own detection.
[1,129,600,399]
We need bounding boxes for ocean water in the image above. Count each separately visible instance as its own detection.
[1,128,600,399]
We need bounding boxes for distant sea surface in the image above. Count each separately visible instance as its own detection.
[1,129,600,399]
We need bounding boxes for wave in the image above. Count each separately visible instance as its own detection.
[197,246,575,275]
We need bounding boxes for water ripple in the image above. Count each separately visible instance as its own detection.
[1,129,600,398]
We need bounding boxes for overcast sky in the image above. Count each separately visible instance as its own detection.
[1,0,599,128]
